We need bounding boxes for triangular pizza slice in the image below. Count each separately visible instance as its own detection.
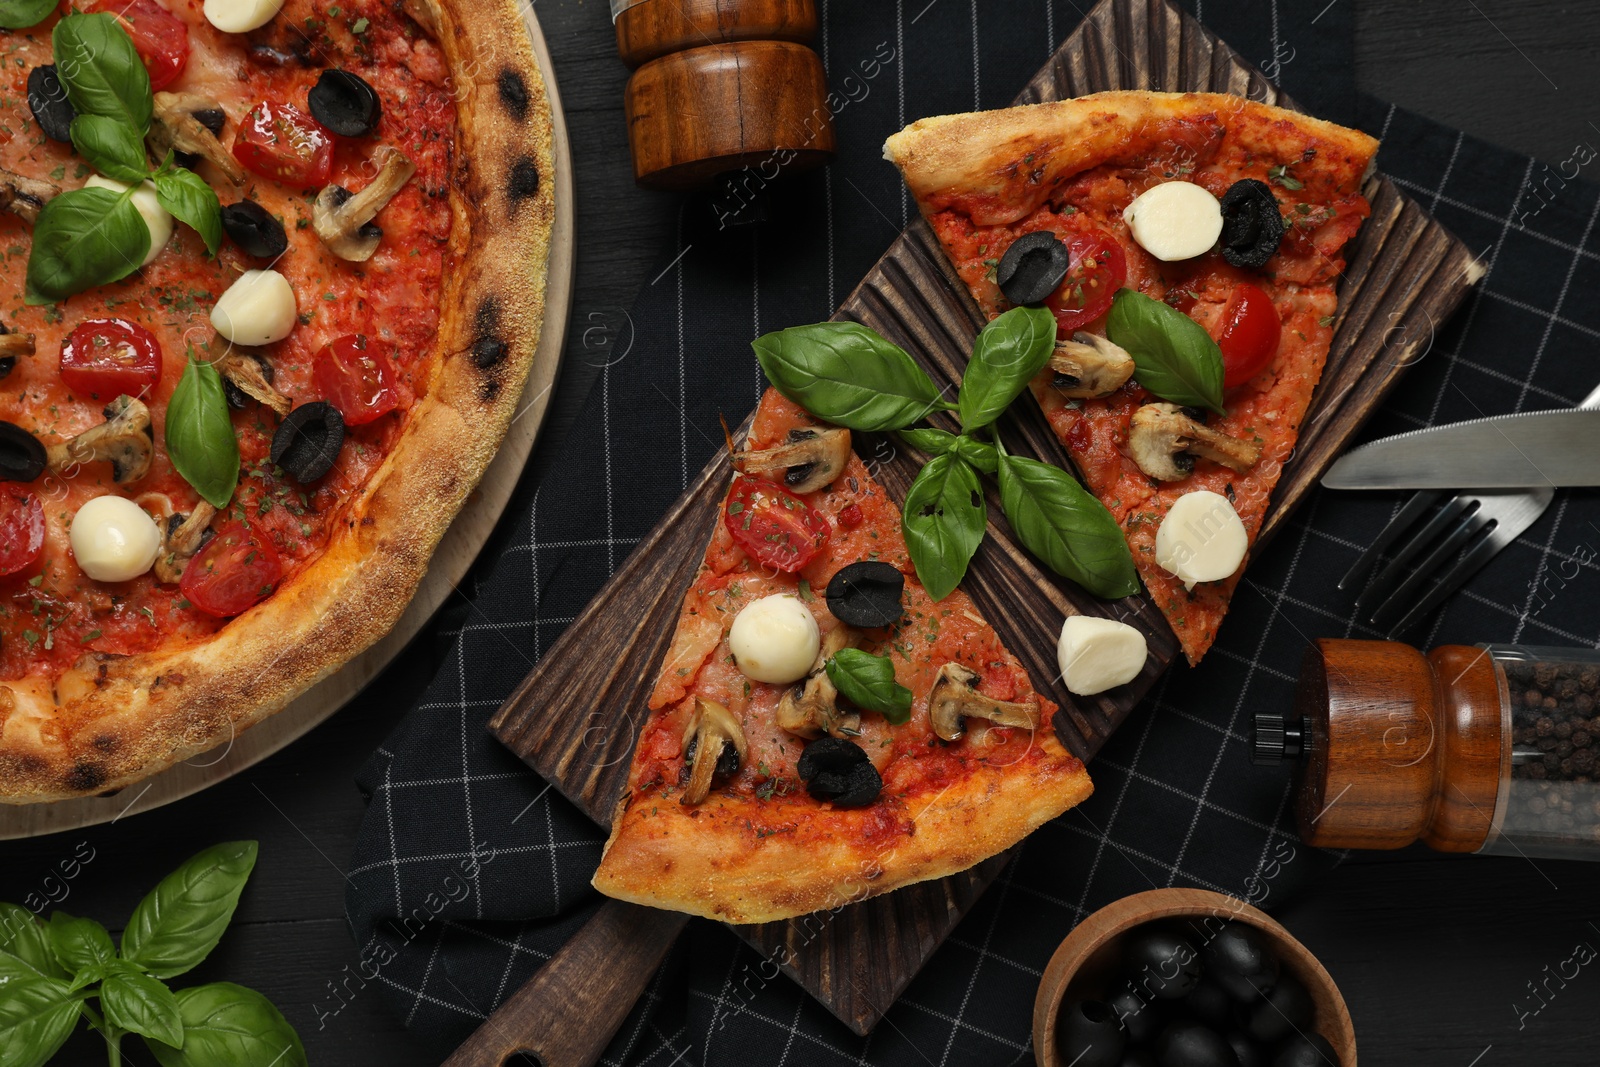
[592,389,1092,924]
[885,91,1378,663]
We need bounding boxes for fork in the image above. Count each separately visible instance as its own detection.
[1339,382,1600,634]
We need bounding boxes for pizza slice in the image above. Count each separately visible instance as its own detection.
[591,388,1092,924]
[884,91,1378,664]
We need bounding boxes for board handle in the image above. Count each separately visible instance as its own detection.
[442,900,690,1067]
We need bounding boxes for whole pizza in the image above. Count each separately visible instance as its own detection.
[0,0,554,802]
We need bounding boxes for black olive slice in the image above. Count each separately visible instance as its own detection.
[825,561,905,629]
[270,402,345,484]
[308,69,382,137]
[1219,179,1285,270]
[996,231,1072,306]
[221,200,289,259]
[796,737,881,807]
[27,66,75,144]
[192,107,227,137]
[0,421,47,482]
[680,735,741,784]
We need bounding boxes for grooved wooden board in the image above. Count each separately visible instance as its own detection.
[489,0,1480,1036]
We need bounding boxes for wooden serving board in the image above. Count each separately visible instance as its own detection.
[0,4,576,841]
[489,0,1480,1037]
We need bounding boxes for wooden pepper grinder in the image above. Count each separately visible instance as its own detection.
[613,0,836,217]
[1253,639,1600,861]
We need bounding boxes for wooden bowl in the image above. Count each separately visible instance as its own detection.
[1033,888,1356,1066]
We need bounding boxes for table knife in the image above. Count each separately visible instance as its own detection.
[1320,408,1600,490]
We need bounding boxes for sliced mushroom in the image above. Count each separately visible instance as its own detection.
[1050,332,1135,398]
[153,501,217,585]
[1127,402,1262,482]
[927,662,1039,742]
[312,147,416,262]
[210,336,290,417]
[46,395,153,485]
[149,93,246,185]
[0,168,58,224]
[776,626,864,740]
[737,427,852,494]
[679,699,748,806]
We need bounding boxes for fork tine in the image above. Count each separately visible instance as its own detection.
[1368,507,1492,628]
[1387,531,1505,635]
[1353,495,1473,620]
[1339,490,1447,592]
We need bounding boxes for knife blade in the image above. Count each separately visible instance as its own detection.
[1321,408,1600,489]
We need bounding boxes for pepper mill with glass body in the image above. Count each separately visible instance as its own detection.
[611,0,836,214]
[1254,639,1600,861]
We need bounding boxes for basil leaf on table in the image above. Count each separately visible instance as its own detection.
[102,967,184,1049]
[121,841,257,980]
[996,451,1140,599]
[45,913,115,975]
[52,13,154,132]
[901,452,986,602]
[897,427,999,475]
[0,905,63,980]
[1105,288,1226,414]
[826,648,914,724]
[165,360,241,510]
[70,114,150,184]
[153,164,223,256]
[24,186,150,305]
[145,982,308,1067]
[753,321,950,431]
[956,305,1057,431]
[0,976,83,1067]
[0,0,57,29]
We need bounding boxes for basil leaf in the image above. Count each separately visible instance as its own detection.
[897,426,957,456]
[103,968,184,1049]
[897,429,999,475]
[121,842,257,980]
[164,361,241,510]
[25,186,149,305]
[144,982,307,1067]
[0,0,59,30]
[901,453,986,602]
[153,165,223,256]
[1105,288,1226,414]
[825,648,913,724]
[0,976,82,1067]
[52,13,153,132]
[957,306,1057,430]
[952,436,999,475]
[45,913,115,976]
[753,322,949,431]
[70,114,149,184]
[0,905,62,980]
[996,452,1140,599]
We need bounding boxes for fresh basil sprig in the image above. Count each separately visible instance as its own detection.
[826,648,914,724]
[152,161,223,256]
[956,306,1057,431]
[1105,288,1226,413]
[0,842,305,1067]
[0,0,58,29]
[165,357,241,508]
[70,114,150,184]
[53,14,153,132]
[752,321,953,431]
[995,446,1140,599]
[25,186,150,305]
[901,453,987,602]
[897,426,998,475]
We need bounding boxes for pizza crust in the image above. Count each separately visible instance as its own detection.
[0,0,556,803]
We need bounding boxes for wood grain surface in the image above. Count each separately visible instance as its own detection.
[488,0,1479,1038]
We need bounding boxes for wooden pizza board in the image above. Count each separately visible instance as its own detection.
[0,4,576,841]
[487,0,1482,1038]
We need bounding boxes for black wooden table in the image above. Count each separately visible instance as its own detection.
[4,3,1598,1064]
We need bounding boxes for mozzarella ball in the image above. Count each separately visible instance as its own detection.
[204,0,285,33]
[211,269,298,346]
[84,176,172,267]
[1057,616,1148,696]
[728,594,820,685]
[1123,181,1224,262]
[70,496,162,583]
[1155,490,1249,589]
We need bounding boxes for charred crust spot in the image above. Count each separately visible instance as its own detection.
[479,375,502,403]
[470,297,508,369]
[472,336,507,368]
[497,68,530,122]
[508,158,540,206]
[66,762,105,792]
[91,734,118,754]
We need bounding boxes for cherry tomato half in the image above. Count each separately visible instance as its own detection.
[232,101,334,187]
[180,521,284,618]
[60,318,163,401]
[1044,230,1127,334]
[1211,283,1282,389]
[88,0,190,91]
[723,476,831,574]
[313,334,400,426]
[0,489,45,577]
